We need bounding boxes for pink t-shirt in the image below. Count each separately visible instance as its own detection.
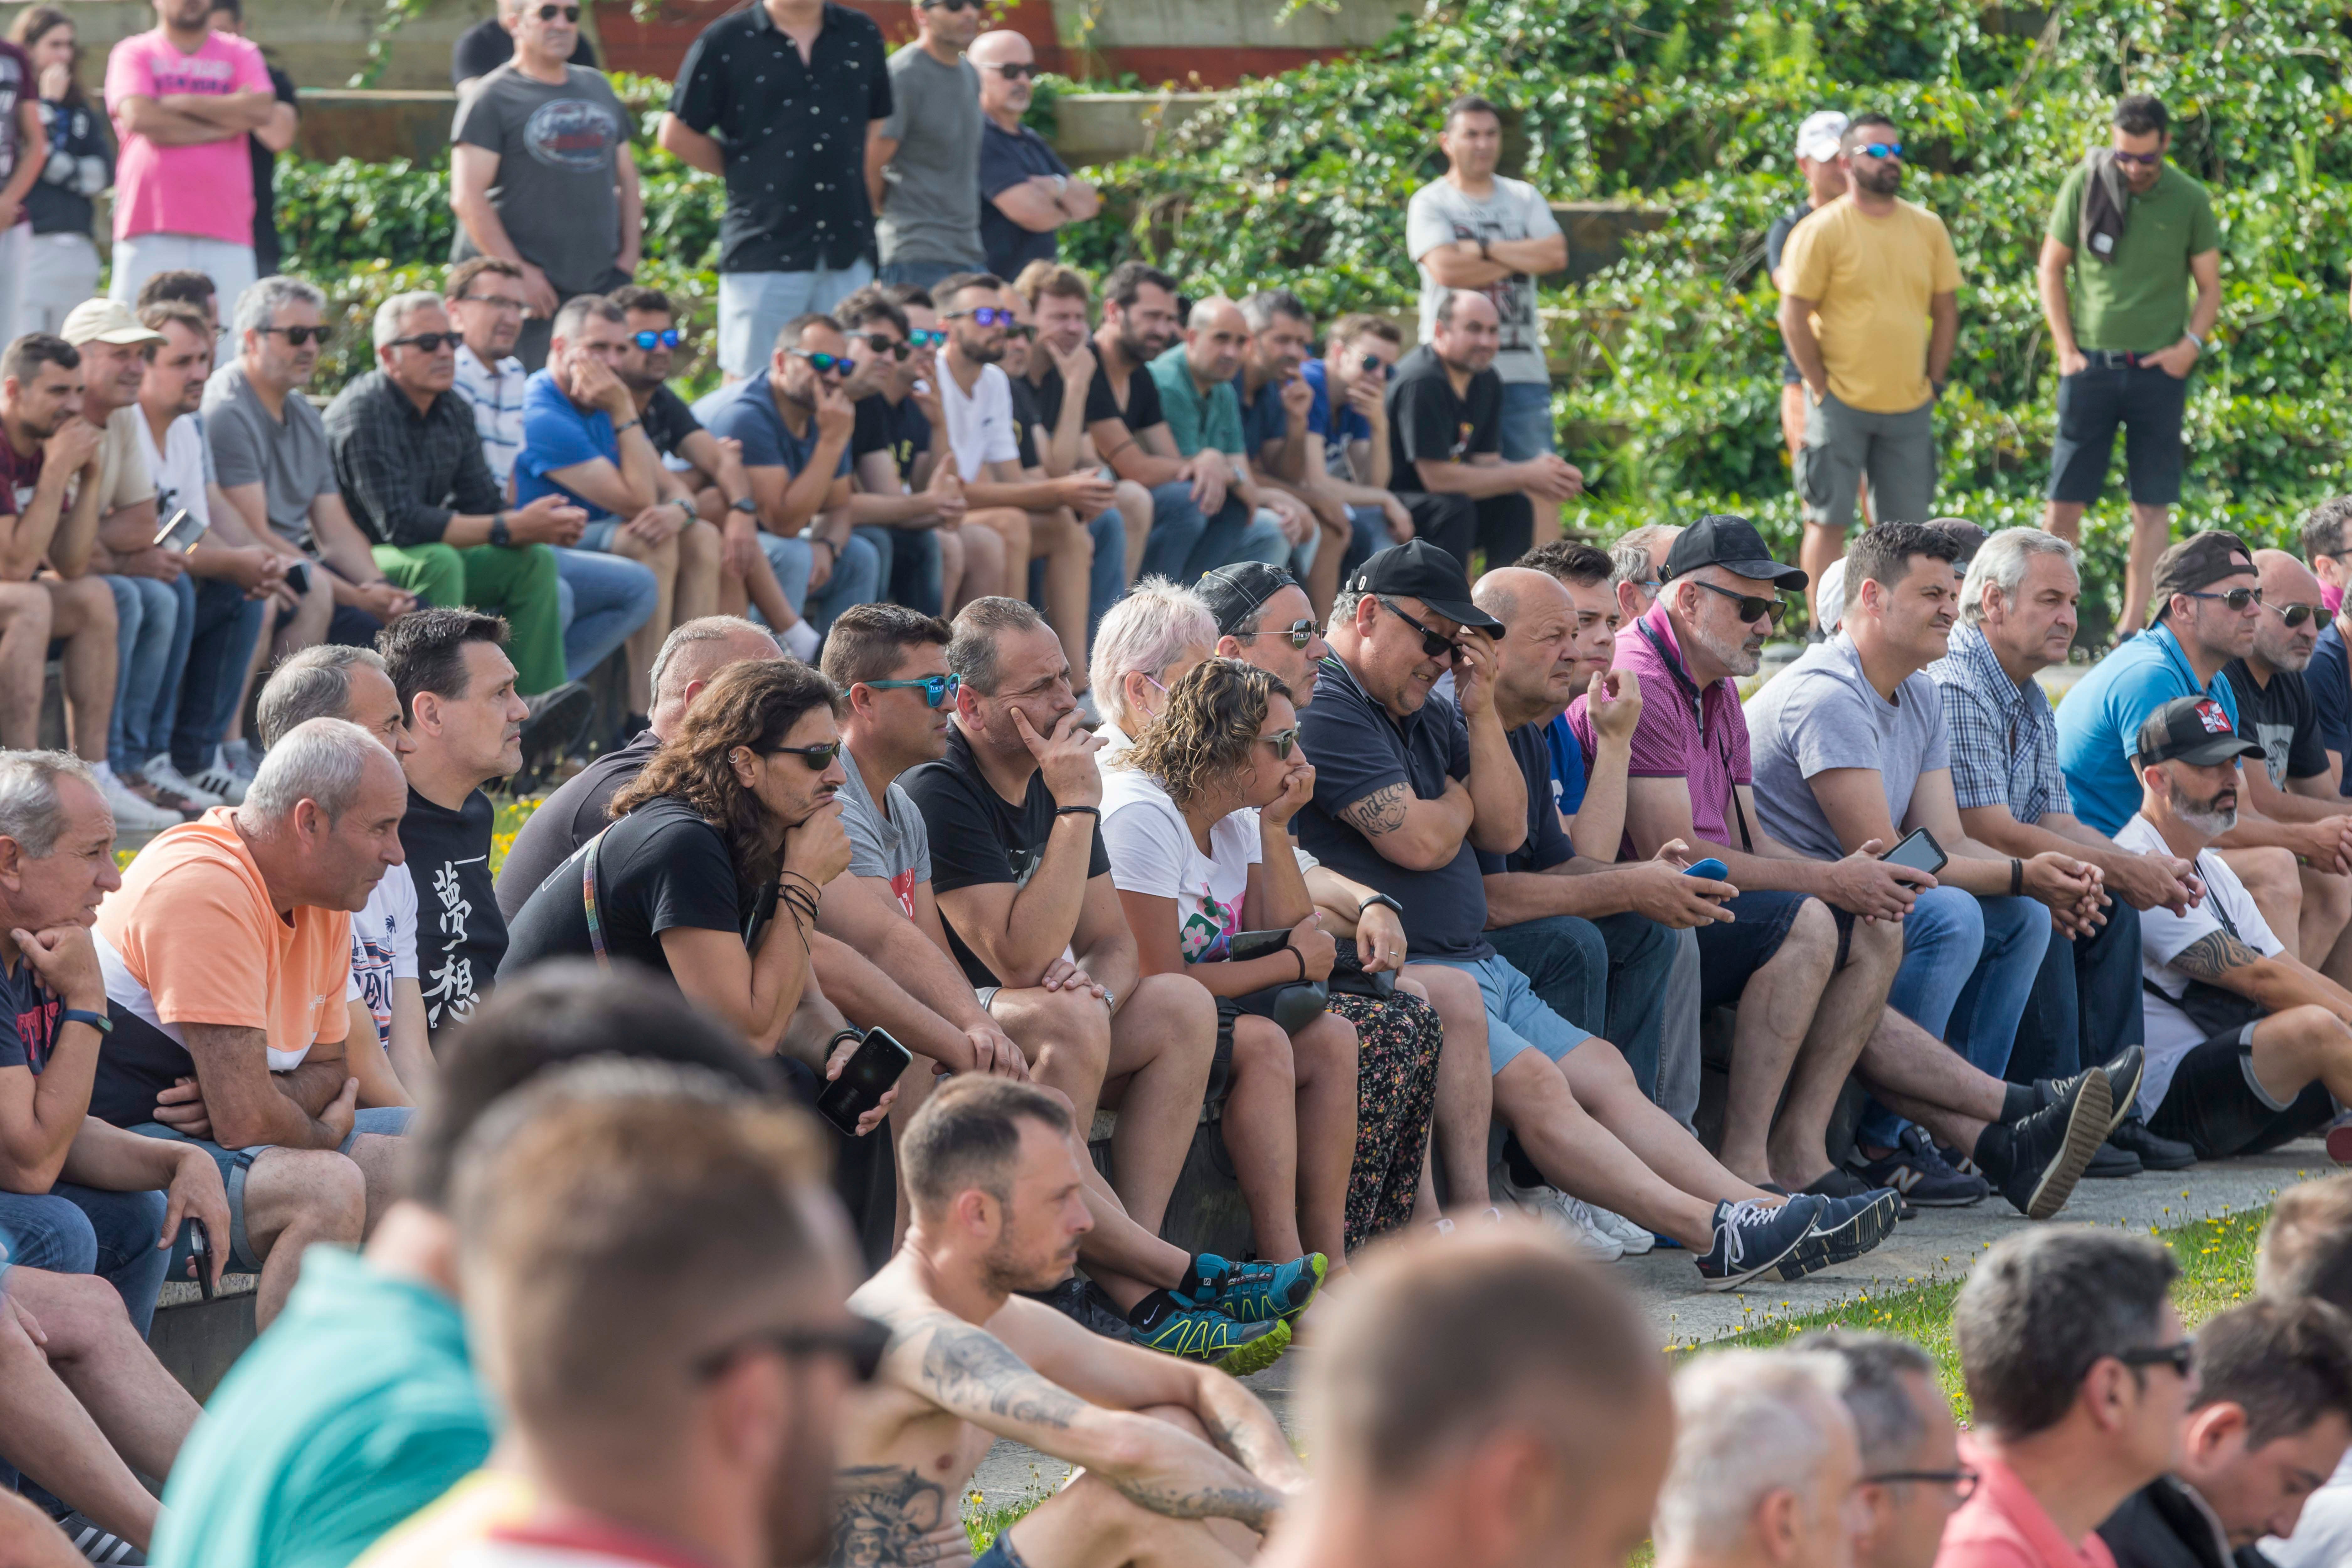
[1932,1434,2121,1568]
[104,28,269,245]
[1566,599,1754,859]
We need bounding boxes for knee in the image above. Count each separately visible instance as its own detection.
[73,576,118,636]
[681,518,720,566]
[1230,1015,1295,1088]
[2241,848,2300,903]
[2278,1004,2351,1057]
[1297,1010,1359,1075]
[1773,898,1842,974]
[1908,885,1984,949]
[2310,868,2352,920]
[518,542,562,593]
[260,1148,367,1241]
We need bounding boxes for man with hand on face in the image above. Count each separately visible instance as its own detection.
[971,29,1098,281]
[833,285,954,616]
[1800,1332,1972,1568]
[1146,296,1298,580]
[1236,290,1354,618]
[1653,1350,1866,1568]
[1303,314,1412,587]
[1008,263,1154,595]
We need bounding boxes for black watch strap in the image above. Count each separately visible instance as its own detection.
[1357,892,1404,917]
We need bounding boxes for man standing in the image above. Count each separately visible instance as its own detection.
[971,29,1098,282]
[1405,94,1567,465]
[101,0,277,315]
[1768,110,1851,466]
[1388,290,1582,571]
[198,0,297,284]
[449,0,639,373]
[1777,112,1962,625]
[868,0,984,291]
[2040,95,2222,640]
[658,0,893,381]
[1147,297,1302,579]
[0,32,47,343]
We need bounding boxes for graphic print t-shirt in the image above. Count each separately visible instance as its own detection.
[350,862,421,1047]
[400,787,503,1040]
[449,64,628,296]
[0,956,60,1077]
[1098,764,1260,962]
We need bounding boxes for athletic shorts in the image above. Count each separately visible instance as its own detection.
[2147,1023,2334,1160]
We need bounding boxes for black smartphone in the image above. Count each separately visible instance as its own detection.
[154,507,208,554]
[178,1216,215,1301]
[815,1027,914,1136]
[1224,929,1291,964]
[283,559,313,596]
[1881,825,1950,877]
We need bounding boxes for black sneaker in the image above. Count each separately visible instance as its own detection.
[2111,1115,2196,1171]
[2037,1046,2143,1141]
[1776,1189,1900,1281]
[518,681,596,783]
[2084,1139,2141,1178]
[55,1513,144,1565]
[1847,1126,1989,1208]
[1696,1195,1827,1292]
[1981,1068,2111,1220]
[1017,1275,1136,1342]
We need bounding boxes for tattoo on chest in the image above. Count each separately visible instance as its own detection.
[831,1466,956,1568]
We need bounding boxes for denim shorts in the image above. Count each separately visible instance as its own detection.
[1425,951,1591,1075]
[1693,890,1812,1010]
[575,516,623,553]
[134,1106,413,1274]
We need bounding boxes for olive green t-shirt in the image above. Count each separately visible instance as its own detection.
[2046,161,2221,353]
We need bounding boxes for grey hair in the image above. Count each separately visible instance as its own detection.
[1239,288,1311,335]
[1962,527,2079,628]
[551,293,623,346]
[651,615,777,699]
[1087,578,1217,721]
[372,291,448,353]
[0,751,98,857]
[257,645,389,749]
[1791,1329,1937,1461]
[1327,589,1368,635]
[236,275,326,343]
[1654,1350,1854,1558]
[243,717,391,824]
[946,596,1048,695]
[1612,524,1681,588]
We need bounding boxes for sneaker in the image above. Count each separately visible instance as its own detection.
[1696,1195,1827,1292]
[185,749,249,805]
[2083,1139,2141,1179]
[2037,1046,2143,1142]
[518,682,597,781]
[96,770,180,832]
[1178,1252,1326,1323]
[2113,1115,2197,1171]
[1498,1169,1623,1262]
[1981,1067,2111,1220]
[1585,1205,1657,1256]
[1931,1142,1988,1181]
[1018,1276,1136,1342]
[2330,1118,2352,1166]
[139,754,225,810]
[1847,1126,1989,1208]
[1130,1299,1291,1375]
[1776,1189,1900,1281]
[55,1512,144,1564]
[221,738,260,781]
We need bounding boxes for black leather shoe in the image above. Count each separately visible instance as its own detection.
[2083,1139,2141,1179]
[2110,1115,2196,1171]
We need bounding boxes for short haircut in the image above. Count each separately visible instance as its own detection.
[2300,498,2352,568]
[1842,111,1898,150]
[1239,289,1312,335]
[1611,523,1680,589]
[1087,578,1215,715]
[934,272,1007,315]
[1329,312,1402,350]
[378,608,508,721]
[1792,1329,1938,1460]
[898,1075,1072,1215]
[2259,1175,2352,1312]
[407,961,778,1211]
[135,270,217,312]
[444,255,524,302]
[1961,527,2079,628]
[373,290,448,352]
[1847,520,1963,593]
[883,283,935,312]
[207,0,242,19]
[607,284,674,319]
[1656,1351,1854,1558]
[834,285,909,338]
[775,311,842,352]
[1013,262,1093,308]
[1515,538,1613,588]
[1103,261,1177,313]
[236,276,325,342]
[2114,94,2169,138]
[1433,289,1491,330]
[946,596,1049,695]
[1953,1226,2179,1438]
[1,334,77,385]
[0,751,98,858]
[821,602,952,691]
[1444,93,1502,129]
[244,717,390,823]
[550,293,623,344]
[139,301,212,344]
[2190,1297,2352,1447]
[648,615,778,701]
[256,644,390,749]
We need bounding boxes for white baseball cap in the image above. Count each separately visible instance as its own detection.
[1795,110,1850,163]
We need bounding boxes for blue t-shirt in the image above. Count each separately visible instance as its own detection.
[2055,622,2242,836]
[0,955,59,1076]
[1301,358,1372,446]
[692,370,855,480]
[1479,721,1576,876]
[1544,712,1589,816]
[512,370,617,518]
[1233,369,1288,456]
[2312,620,2352,797]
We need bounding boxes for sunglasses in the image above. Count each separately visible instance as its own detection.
[1261,726,1300,760]
[981,61,1038,80]
[1359,353,1390,377]
[632,328,681,351]
[1692,579,1789,628]
[693,1317,891,1383]
[1377,596,1459,659]
[262,324,332,346]
[1863,1468,1979,1501]
[918,0,975,9]
[764,739,843,770]
[2268,601,2319,628]
[791,349,856,376]
[386,331,457,353]
[865,672,961,708]
[534,3,581,19]
[1855,141,1903,159]
[906,329,948,350]
[2115,1338,2196,1378]
[1248,617,1318,651]
[1002,322,1036,340]
[946,307,1017,328]
[859,333,911,361]
[2188,587,2263,612]
[2113,148,2163,167]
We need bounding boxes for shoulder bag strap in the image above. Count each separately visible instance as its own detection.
[579,828,613,973]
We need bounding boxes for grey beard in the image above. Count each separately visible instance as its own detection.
[1690,617,1762,677]
[2178,804,2237,837]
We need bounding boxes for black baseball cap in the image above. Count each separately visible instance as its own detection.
[2151,531,2255,611]
[1661,513,1808,591]
[2134,696,2265,768]
[1343,540,1501,632]
[1197,562,1299,637]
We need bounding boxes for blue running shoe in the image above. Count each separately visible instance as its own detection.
[1178,1253,1327,1324]
[1775,1189,1900,1282]
[1131,1302,1292,1375]
[1696,1195,1825,1292]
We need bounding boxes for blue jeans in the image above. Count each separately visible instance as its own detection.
[105,574,181,773]
[1498,379,1557,462]
[718,261,875,382]
[1342,504,1387,584]
[1136,483,1291,583]
[877,258,978,291]
[552,547,660,685]
[2010,900,2144,1087]
[1487,911,1678,1105]
[169,577,268,774]
[750,531,882,636]
[1861,887,2054,1148]
[856,525,944,617]
[0,1184,172,1338]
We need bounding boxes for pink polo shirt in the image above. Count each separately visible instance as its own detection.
[1565,599,1753,860]
[104,28,270,245]
[1933,1435,2120,1568]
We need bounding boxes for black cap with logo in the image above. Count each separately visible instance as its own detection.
[2134,695,2266,769]
[1197,562,1299,637]
[1343,540,1502,631]
[1661,513,1808,591]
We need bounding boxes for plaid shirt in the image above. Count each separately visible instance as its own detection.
[1928,622,2072,823]
[321,370,505,550]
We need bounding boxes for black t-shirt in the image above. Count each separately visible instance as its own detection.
[641,384,703,461]
[1023,350,1120,436]
[249,64,298,276]
[2224,660,2330,790]
[852,393,932,473]
[1098,341,1165,434]
[1294,655,1493,961]
[1764,199,1815,384]
[1007,374,1046,470]
[1477,722,1575,876]
[501,796,756,981]
[452,15,597,85]
[978,118,1070,282]
[1385,343,1501,496]
[402,787,504,1039]
[495,730,656,920]
[899,724,1110,987]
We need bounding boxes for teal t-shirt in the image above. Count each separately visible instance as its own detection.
[1147,344,1246,459]
[152,1246,494,1568]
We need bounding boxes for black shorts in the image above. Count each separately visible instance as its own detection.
[2147,1022,2334,1160]
[2047,362,2190,507]
[1692,891,1854,1010]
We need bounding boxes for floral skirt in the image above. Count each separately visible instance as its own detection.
[1326,986,1443,1255]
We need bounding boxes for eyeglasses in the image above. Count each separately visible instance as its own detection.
[386,331,457,353]
[1863,1468,1979,1501]
[261,324,331,347]
[693,1317,890,1383]
[980,61,1038,80]
[790,349,856,376]
[1691,578,1789,627]
[946,307,1017,328]
[632,328,681,351]
[1246,617,1318,650]
[2268,601,2319,628]
[762,739,843,770]
[1377,596,1459,659]
[906,329,948,350]
[2115,1338,2197,1377]
[859,334,911,361]
[2113,148,2164,167]
[457,292,527,314]
[2188,587,2264,612]
[864,672,961,708]
[1855,141,1903,159]
[534,3,582,19]
[1260,726,1300,760]
[1002,322,1036,340]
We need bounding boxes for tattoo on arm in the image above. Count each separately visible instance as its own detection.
[2171,928,2263,981]
[919,1322,1086,1430]
[1107,1475,1286,1532]
[1341,782,1411,839]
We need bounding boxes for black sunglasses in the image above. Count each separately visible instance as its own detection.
[1692,579,1789,628]
[1377,596,1458,659]
[534,3,581,19]
[864,673,960,708]
[2115,1338,2196,1377]
[2188,587,2263,612]
[262,324,332,346]
[694,1316,890,1383]
[858,334,911,361]
[2268,601,2319,628]
[1247,617,1318,651]
[790,349,856,376]
[386,331,458,353]
[981,61,1038,80]
[1863,1467,1979,1500]
[764,739,844,770]
[1359,353,1390,377]
[918,0,975,9]
[631,328,681,351]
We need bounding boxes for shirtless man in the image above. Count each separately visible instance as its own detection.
[840,1076,1309,1568]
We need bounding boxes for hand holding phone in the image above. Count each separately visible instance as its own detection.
[1683,857,1730,882]
[816,1028,913,1137]
[153,508,208,555]
[1880,826,1949,876]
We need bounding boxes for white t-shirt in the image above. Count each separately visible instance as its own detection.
[938,361,1021,482]
[2267,1448,2352,1567]
[1099,761,1261,963]
[2114,813,2285,1118]
[134,410,211,534]
[347,868,421,1046]
[1406,174,1562,386]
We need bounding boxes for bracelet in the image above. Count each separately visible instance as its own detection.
[780,868,824,893]
[613,417,642,436]
[2010,858,2024,898]
[59,1007,110,1035]
[1056,805,1100,819]
[2185,330,2206,351]
[1285,944,1307,983]
[825,1027,863,1055]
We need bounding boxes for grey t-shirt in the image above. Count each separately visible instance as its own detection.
[200,360,334,551]
[1405,174,1562,386]
[1745,632,1952,862]
[451,64,630,297]
[839,750,933,918]
[876,43,983,268]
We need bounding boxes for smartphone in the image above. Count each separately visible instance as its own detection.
[283,559,313,596]
[815,1027,914,1136]
[178,1216,214,1301]
[153,507,208,555]
[1224,929,1291,964]
[1881,826,1950,877]
[1683,857,1730,881]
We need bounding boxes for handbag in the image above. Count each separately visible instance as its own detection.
[2146,860,2265,1038]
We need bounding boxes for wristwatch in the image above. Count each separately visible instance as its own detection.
[489,511,513,548]
[60,1008,111,1035]
[1357,892,1404,918]
[730,495,759,516]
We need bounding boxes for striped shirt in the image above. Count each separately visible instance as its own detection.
[1567,600,1752,859]
[452,344,527,494]
[1929,622,2073,824]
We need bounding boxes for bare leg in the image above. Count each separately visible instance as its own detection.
[45,576,117,764]
[1492,1052,1719,1249]
[2044,500,2086,546]
[2119,501,2172,639]
[937,526,967,612]
[1799,521,1846,634]
[970,508,1033,610]
[1001,1471,1251,1568]
[0,583,51,748]
[674,518,722,628]
[1402,963,1493,1212]
[1767,912,1901,1188]
[2221,847,2302,956]
[1780,382,1806,460]
[1221,1014,1303,1263]
[239,1146,366,1328]
[1099,973,1217,1233]
[1111,481,1153,585]
[1074,1158,1190,1311]
[345,1131,408,1235]
[2248,1005,2352,1108]
[1854,1005,2008,1152]
[607,530,679,716]
[1032,507,1094,692]
[0,1277,162,1549]
[1562,1036,1779,1205]
[2301,865,2352,975]
[5,1267,199,1483]
[953,520,1005,609]
[1302,498,1348,623]
[1290,1010,1357,1265]
[1716,898,1836,1186]
[989,983,1113,1132]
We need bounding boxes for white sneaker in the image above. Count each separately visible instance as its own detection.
[1498,1170,1623,1262]
[186,748,248,805]
[140,755,225,810]
[222,740,260,782]
[96,771,180,831]
[1584,1205,1657,1255]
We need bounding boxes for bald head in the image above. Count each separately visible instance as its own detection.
[2253,548,2325,676]
[1183,297,1250,389]
[1432,290,1501,377]
[970,29,1036,123]
[970,29,1032,64]
[1472,566,1566,628]
[648,616,785,734]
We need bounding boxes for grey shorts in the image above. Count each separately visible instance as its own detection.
[134,1106,413,1274]
[1795,390,1937,531]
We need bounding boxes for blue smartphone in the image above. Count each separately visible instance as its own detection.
[1684,858,1730,881]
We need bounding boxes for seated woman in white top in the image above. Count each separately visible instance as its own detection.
[1101,655,1361,1274]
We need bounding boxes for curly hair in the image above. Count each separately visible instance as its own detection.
[1119,657,1282,811]
[609,660,842,886]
